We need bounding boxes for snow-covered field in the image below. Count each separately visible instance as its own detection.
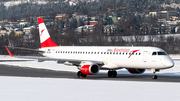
[0,76,180,101]
[0,55,180,101]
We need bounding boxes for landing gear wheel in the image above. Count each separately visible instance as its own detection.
[77,71,82,78]
[77,71,87,78]
[83,75,87,77]
[108,70,117,77]
[152,75,158,79]
[108,71,113,77]
[151,69,159,79]
[112,71,117,77]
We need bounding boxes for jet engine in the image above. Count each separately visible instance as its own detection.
[127,68,145,74]
[80,64,100,75]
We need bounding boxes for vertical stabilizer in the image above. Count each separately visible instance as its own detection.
[38,18,58,48]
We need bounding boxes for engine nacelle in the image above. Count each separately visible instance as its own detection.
[80,64,100,75]
[127,68,145,74]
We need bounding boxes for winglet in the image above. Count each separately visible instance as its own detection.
[5,45,14,57]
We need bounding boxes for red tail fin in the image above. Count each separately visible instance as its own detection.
[38,18,58,48]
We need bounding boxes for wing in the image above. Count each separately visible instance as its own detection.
[5,46,104,66]
[7,46,44,52]
[16,56,104,66]
[0,60,34,62]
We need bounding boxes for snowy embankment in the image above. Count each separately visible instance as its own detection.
[0,76,180,101]
[0,56,180,101]
[0,55,180,76]
[4,0,47,9]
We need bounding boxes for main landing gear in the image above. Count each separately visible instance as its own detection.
[108,70,117,77]
[151,69,159,79]
[77,71,87,78]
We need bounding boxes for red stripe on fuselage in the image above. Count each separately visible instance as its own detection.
[41,37,58,48]
[128,50,140,58]
[38,18,44,24]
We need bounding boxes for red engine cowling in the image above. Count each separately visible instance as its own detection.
[127,68,145,74]
[80,64,100,75]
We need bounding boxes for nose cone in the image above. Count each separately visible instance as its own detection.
[166,58,174,68]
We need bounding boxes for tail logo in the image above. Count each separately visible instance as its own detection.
[41,29,45,36]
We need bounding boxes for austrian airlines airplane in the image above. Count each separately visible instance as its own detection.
[5,18,174,79]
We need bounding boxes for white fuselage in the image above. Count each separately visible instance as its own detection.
[41,46,174,70]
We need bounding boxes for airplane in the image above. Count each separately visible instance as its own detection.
[5,18,174,79]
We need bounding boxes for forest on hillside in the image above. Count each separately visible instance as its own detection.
[0,0,180,21]
[1,0,180,55]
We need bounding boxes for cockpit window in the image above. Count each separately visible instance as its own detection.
[158,52,167,55]
[152,51,167,55]
[152,52,156,55]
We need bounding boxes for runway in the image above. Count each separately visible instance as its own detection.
[0,64,180,82]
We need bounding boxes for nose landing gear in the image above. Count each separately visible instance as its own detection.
[151,69,159,79]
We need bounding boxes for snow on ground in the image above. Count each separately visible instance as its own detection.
[1,55,180,76]
[0,76,180,101]
[0,55,180,101]
[4,0,47,9]
[0,55,78,72]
